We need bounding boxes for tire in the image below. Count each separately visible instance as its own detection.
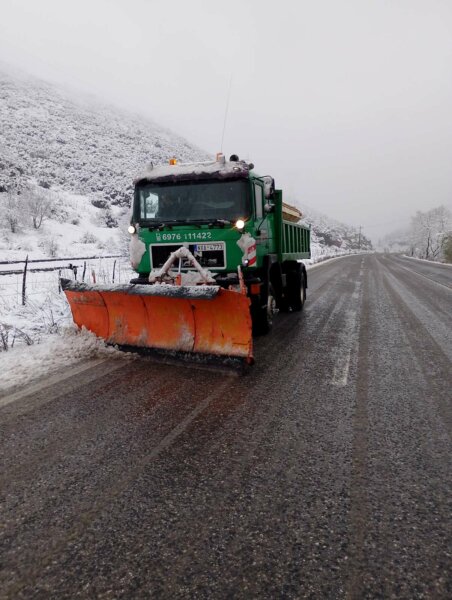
[277,293,290,313]
[252,287,276,335]
[287,268,306,312]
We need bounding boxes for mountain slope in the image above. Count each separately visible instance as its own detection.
[299,205,372,253]
[0,68,208,205]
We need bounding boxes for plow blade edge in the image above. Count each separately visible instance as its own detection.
[61,280,254,363]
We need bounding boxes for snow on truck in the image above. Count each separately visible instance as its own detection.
[62,154,311,364]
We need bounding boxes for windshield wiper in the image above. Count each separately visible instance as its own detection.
[173,219,203,228]
[208,219,231,228]
[154,219,203,229]
[146,219,231,230]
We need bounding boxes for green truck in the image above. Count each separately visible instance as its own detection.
[62,154,311,364]
[129,154,311,335]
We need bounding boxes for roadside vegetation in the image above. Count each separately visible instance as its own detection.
[382,205,452,263]
[408,206,452,262]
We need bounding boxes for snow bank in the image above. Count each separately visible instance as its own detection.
[401,255,452,268]
[301,243,369,268]
[0,327,132,395]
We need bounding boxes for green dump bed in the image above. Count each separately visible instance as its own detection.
[281,220,311,260]
[273,193,311,261]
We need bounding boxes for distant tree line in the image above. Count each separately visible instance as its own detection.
[408,205,452,263]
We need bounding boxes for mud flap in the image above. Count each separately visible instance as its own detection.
[61,279,254,363]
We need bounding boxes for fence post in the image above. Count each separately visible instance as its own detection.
[112,260,116,283]
[22,255,28,306]
[82,261,86,282]
[92,269,96,284]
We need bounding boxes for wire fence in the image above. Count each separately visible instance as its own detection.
[0,255,133,306]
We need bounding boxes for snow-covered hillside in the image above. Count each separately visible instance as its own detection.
[0,68,208,205]
[299,205,372,257]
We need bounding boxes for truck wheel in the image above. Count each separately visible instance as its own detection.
[287,268,306,312]
[277,294,290,313]
[252,288,276,335]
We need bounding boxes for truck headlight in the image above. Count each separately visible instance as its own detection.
[128,225,136,234]
[235,219,245,230]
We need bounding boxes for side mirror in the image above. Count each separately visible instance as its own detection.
[264,203,275,214]
[263,176,275,199]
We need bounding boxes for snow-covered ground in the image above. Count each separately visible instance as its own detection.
[0,187,127,261]
[0,327,133,396]
[0,192,135,396]
[0,257,136,397]
[303,249,369,271]
[0,184,135,351]
[302,244,366,267]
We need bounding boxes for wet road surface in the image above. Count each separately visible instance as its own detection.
[1,254,451,598]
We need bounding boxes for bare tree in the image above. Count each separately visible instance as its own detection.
[409,206,452,260]
[22,185,54,229]
[443,235,452,263]
[2,189,22,233]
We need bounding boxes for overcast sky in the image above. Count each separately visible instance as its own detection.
[1,0,451,240]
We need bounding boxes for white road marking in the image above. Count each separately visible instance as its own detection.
[391,258,452,291]
[306,253,368,271]
[332,348,352,387]
[330,275,361,387]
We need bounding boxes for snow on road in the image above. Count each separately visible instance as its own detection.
[0,328,132,396]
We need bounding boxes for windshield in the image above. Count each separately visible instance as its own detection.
[134,179,250,223]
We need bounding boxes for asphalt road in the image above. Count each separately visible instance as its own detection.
[1,254,451,599]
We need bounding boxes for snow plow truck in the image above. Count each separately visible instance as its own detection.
[62,154,311,365]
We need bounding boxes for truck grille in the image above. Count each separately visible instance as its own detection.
[151,243,226,270]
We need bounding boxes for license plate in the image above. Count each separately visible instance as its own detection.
[194,243,223,252]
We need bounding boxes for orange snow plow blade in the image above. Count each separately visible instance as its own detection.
[60,279,254,363]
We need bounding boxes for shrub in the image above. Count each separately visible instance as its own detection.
[39,237,59,257]
[2,190,22,233]
[443,235,452,263]
[91,198,109,209]
[80,232,97,244]
[103,208,118,228]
